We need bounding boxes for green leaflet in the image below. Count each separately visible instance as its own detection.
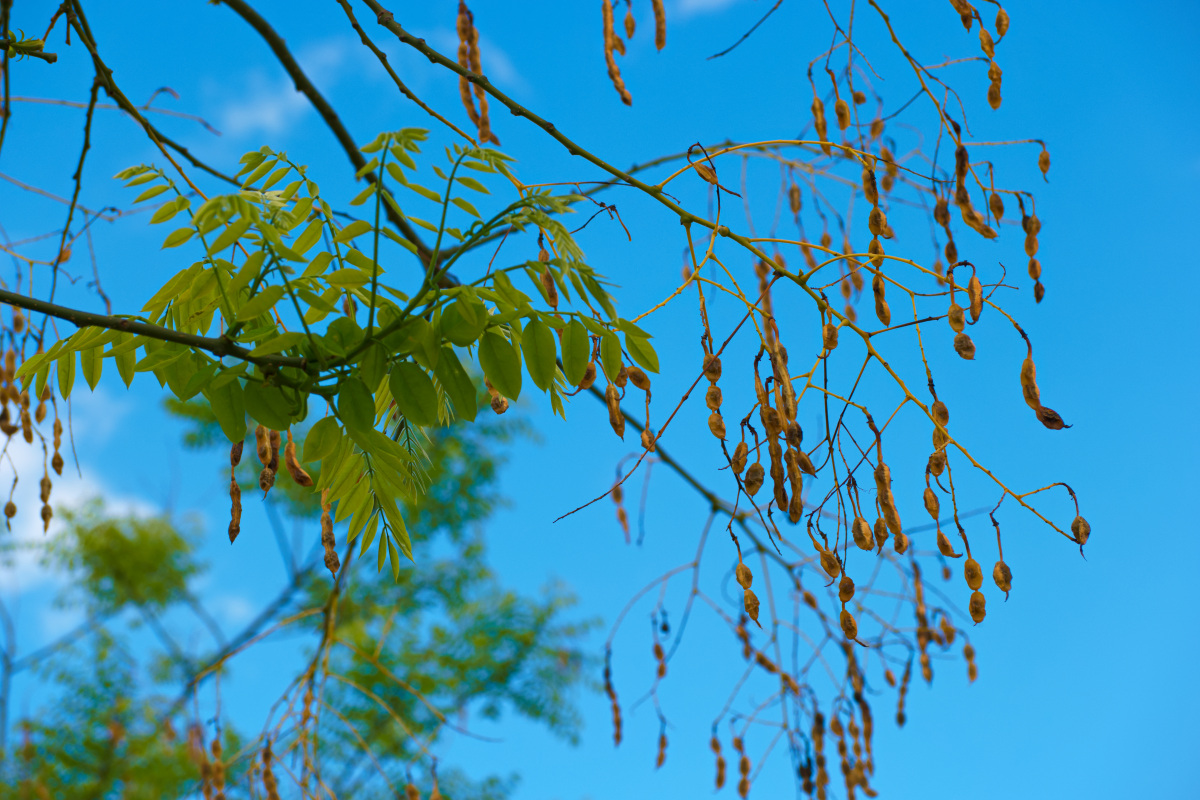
[303,416,343,464]
[433,346,477,423]
[439,297,487,347]
[560,319,590,385]
[242,380,296,431]
[521,317,557,391]
[204,378,247,443]
[626,333,660,374]
[599,331,623,382]
[389,361,439,427]
[236,285,287,323]
[337,377,377,441]
[478,330,521,400]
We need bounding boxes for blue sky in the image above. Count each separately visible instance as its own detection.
[1,1,1197,798]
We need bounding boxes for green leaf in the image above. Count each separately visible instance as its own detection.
[249,331,305,356]
[334,220,373,243]
[433,346,477,422]
[207,216,252,255]
[150,196,188,224]
[337,377,377,439]
[236,285,287,322]
[478,330,522,400]
[389,361,438,427]
[304,416,342,463]
[204,377,247,443]
[358,342,389,392]
[242,380,296,431]
[57,350,76,398]
[80,346,102,390]
[599,331,623,382]
[161,227,194,249]
[440,298,487,347]
[617,318,653,339]
[561,319,590,385]
[626,333,660,373]
[521,317,557,391]
[292,219,324,255]
[456,176,490,194]
[451,197,482,219]
[133,184,170,204]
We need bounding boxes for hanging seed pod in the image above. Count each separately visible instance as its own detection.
[1028,258,1042,280]
[873,517,889,550]
[703,354,723,382]
[812,98,832,156]
[947,303,965,333]
[40,504,52,532]
[605,384,625,439]
[840,609,858,640]
[923,487,940,519]
[1025,232,1039,257]
[823,322,839,351]
[405,783,420,800]
[255,424,270,467]
[3,501,14,520]
[51,451,64,475]
[490,394,510,414]
[744,462,764,495]
[538,247,550,263]
[1034,281,1046,303]
[789,183,802,214]
[954,144,969,181]
[993,560,1012,596]
[968,590,986,623]
[228,476,242,543]
[1020,356,1041,409]
[732,441,748,474]
[1038,148,1050,179]
[936,530,962,557]
[996,7,1010,36]
[706,384,723,410]
[928,449,947,477]
[953,333,976,360]
[628,366,651,391]
[624,7,635,37]
[967,275,984,321]
[964,558,983,590]
[839,575,855,603]
[795,448,817,476]
[640,428,656,452]
[844,303,856,322]
[541,268,559,308]
[834,97,851,129]
[744,587,761,625]
[868,237,885,268]
[39,473,51,504]
[578,361,597,391]
[785,420,803,450]
[615,366,629,389]
[870,116,885,139]
[861,168,879,206]
[708,411,727,440]
[258,467,276,494]
[1071,515,1091,546]
[868,206,887,237]
[321,490,340,577]
[230,440,244,467]
[284,432,313,487]
[34,400,46,424]
[874,462,902,535]
[21,409,32,443]
[1036,405,1068,430]
[964,642,978,682]
[872,273,890,326]
[852,516,875,551]
[893,530,909,554]
[819,547,841,579]
[979,27,995,58]
[931,400,950,428]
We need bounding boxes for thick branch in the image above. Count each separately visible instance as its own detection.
[0,287,308,371]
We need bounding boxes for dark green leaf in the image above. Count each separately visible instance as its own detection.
[389,361,439,427]
[522,317,557,391]
[561,319,589,385]
[478,330,522,400]
[303,416,342,463]
[433,346,477,422]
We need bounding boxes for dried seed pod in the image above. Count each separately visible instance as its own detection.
[967,275,983,321]
[705,384,723,410]
[743,588,761,625]
[34,400,46,424]
[785,420,803,450]
[993,560,1012,596]
[788,182,802,214]
[628,366,650,391]
[40,504,52,532]
[624,7,635,37]
[933,423,951,451]
[1034,281,1045,303]
[795,449,817,476]
[893,530,909,554]
[744,462,764,495]
[979,27,995,58]
[838,574,855,603]
[255,424,270,467]
[605,384,625,439]
[872,273,890,326]
[840,609,858,640]
[884,669,896,687]
[870,116,885,138]
[731,441,748,474]
[21,409,32,443]
[259,467,276,494]
[1028,258,1042,280]
[987,79,1002,109]
[284,431,313,487]
[708,411,726,440]
[703,353,722,383]
[228,475,242,543]
[602,0,633,105]
[230,440,244,467]
[964,558,983,590]
[1038,148,1050,178]
[321,491,340,577]
[868,237,884,268]
[1071,515,1091,546]
[615,366,629,389]
[931,400,950,428]
[823,322,839,351]
[51,452,64,475]
[538,246,550,262]
[947,302,965,333]
[868,206,887,237]
[852,516,875,551]
[928,449,947,477]
[934,197,951,227]
[652,0,666,49]
[3,501,13,520]
[996,7,1010,36]
[874,462,902,536]
[936,530,962,558]
[834,97,851,131]
[1036,405,1068,430]
[490,394,509,414]
[861,168,879,206]
[989,191,1004,221]
[1025,232,1039,257]
[953,332,976,360]
[578,361,597,391]
[736,562,753,589]
[541,268,559,308]
[873,517,889,550]
[39,473,51,504]
[964,642,978,682]
[640,428,656,452]
[819,547,841,579]
[1020,356,1041,409]
[968,590,986,623]
[923,487,940,519]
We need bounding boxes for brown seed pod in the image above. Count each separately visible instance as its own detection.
[861,168,879,207]
[936,530,962,558]
[1028,258,1042,280]
[321,490,340,577]
[840,609,858,640]
[868,206,887,237]
[785,420,803,450]
[964,558,983,590]
[872,273,890,326]
[628,366,650,391]
[954,144,969,181]
[21,409,32,443]
[884,668,896,687]
[230,440,244,467]
[51,452,64,475]
[870,116,885,139]
[652,0,666,49]
[284,432,313,487]
[788,183,802,214]
[868,237,884,268]
[934,197,951,227]
[873,517,889,550]
[979,27,995,59]
[893,530,909,554]
[953,332,976,360]
[996,7,1010,36]
[259,467,276,494]
[1071,515,1091,546]
[989,191,1005,222]
[2,501,13,520]
[615,366,629,389]
[923,487,940,520]
[490,394,509,414]
[640,428,656,452]
[838,575,855,603]
[731,441,748,474]
[541,268,559,309]
[853,90,867,105]
[1034,281,1045,303]
[34,400,46,424]
[255,424,270,467]
[708,410,727,440]
[931,400,950,428]
[873,462,902,535]
[578,361,597,391]
[852,516,875,551]
[601,0,633,105]
[228,475,242,543]
[819,547,841,579]
[947,302,965,333]
[1036,405,1068,430]
[40,504,52,532]
[624,7,635,38]
[928,451,947,480]
[705,384,722,411]
[39,473,51,504]
[812,98,831,156]
[968,590,986,624]
[744,462,764,495]
[703,353,722,383]
[1038,148,1050,178]
[735,562,753,591]
[993,560,1012,596]
[795,449,817,476]
[967,275,983,321]
[1020,356,1041,409]
[823,322,839,351]
[605,384,625,439]
[834,97,851,131]
[743,587,761,625]
[538,246,550,263]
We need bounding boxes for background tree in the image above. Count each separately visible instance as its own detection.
[0,1,1194,798]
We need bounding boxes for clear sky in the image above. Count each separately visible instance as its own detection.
[1,1,1197,798]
